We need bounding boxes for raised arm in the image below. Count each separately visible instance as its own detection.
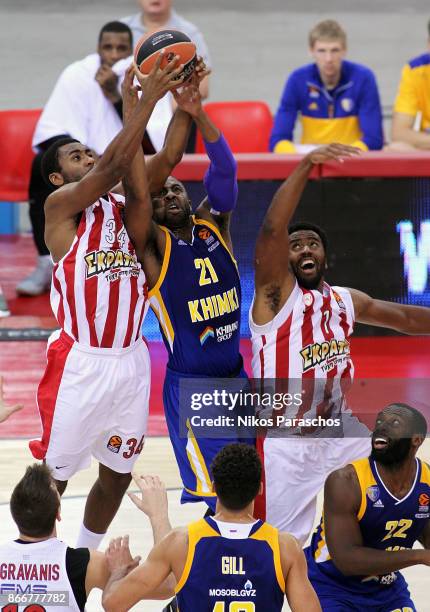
[147,58,211,194]
[194,111,238,249]
[350,288,430,334]
[45,54,183,225]
[102,530,184,611]
[280,532,321,612]
[253,144,359,324]
[325,466,430,575]
[127,473,173,544]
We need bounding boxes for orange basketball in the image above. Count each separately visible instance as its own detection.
[134,29,196,82]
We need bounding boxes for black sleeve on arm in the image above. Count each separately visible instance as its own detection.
[66,547,90,612]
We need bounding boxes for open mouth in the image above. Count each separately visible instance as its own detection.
[299,258,316,272]
[373,436,389,449]
[167,202,180,212]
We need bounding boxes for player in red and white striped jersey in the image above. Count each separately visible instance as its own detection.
[251,143,430,544]
[29,57,186,551]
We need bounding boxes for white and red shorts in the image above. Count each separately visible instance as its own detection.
[29,330,150,481]
[254,411,371,545]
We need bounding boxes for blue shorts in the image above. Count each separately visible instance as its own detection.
[305,548,415,612]
[319,596,416,612]
[163,364,255,511]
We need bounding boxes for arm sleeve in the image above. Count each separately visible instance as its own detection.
[203,133,238,213]
[269,73,299,151]
[394,64,418,117]
[355,69,384,150]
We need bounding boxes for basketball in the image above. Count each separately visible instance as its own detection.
[134,29,197,82]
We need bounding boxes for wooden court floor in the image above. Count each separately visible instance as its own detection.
[0,436,428,611]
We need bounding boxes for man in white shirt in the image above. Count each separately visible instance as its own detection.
[17,21,138,297]
[0,463,173,611]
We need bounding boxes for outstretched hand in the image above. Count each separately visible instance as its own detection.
[121,64,140,122]
[128,474,168,521]
[105,535,141,574]
[194,56,211,85]
[307,143,362,165]
[0,377,23,424]
[134,51,185,103]
[172,77,202,118]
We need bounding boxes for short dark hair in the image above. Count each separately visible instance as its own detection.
[211,444,261,511]
[40,137,80,186]
[98,21,133,47]
[10,464,60,537]
[385,403,428,437]
[288,221,328,253]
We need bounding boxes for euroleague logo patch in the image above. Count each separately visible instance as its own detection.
[199,228,211,240]
[418,493,430,513]
[107,435,122,453]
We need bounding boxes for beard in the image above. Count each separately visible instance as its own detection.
[370,436,412,466]
[293,266,325,290]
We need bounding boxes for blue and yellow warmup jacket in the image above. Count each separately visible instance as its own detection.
[270,60,383,152]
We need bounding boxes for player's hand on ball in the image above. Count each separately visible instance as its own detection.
[0,377,23,424]
[129,473,168,519]
[121,64,140,122]
[194,56,211,84]
[307,143,361,165]
[105,535,141,574]
[134,51,185,102]
[173,78,202,118]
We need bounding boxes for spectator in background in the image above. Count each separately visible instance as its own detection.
[270,20,383,154]
[17,21,139,296]
[120,0,211,100]
[390,20,430,150]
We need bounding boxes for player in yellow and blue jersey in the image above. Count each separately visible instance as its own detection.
[124,66,252,513]
[270,20,383,153]
[305,403,430,611]
[102,443,321,612]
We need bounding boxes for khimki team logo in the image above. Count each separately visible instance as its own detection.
[200,326,214,345]
[200,322,239,345]
[341,97,354,112]
[366,485,383,507]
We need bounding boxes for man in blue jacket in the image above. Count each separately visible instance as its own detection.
[270,20,383,153]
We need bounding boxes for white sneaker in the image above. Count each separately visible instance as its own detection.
[16,255,53,296]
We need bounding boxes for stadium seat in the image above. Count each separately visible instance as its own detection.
[0,109,41,201]
[195,101,273,153]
